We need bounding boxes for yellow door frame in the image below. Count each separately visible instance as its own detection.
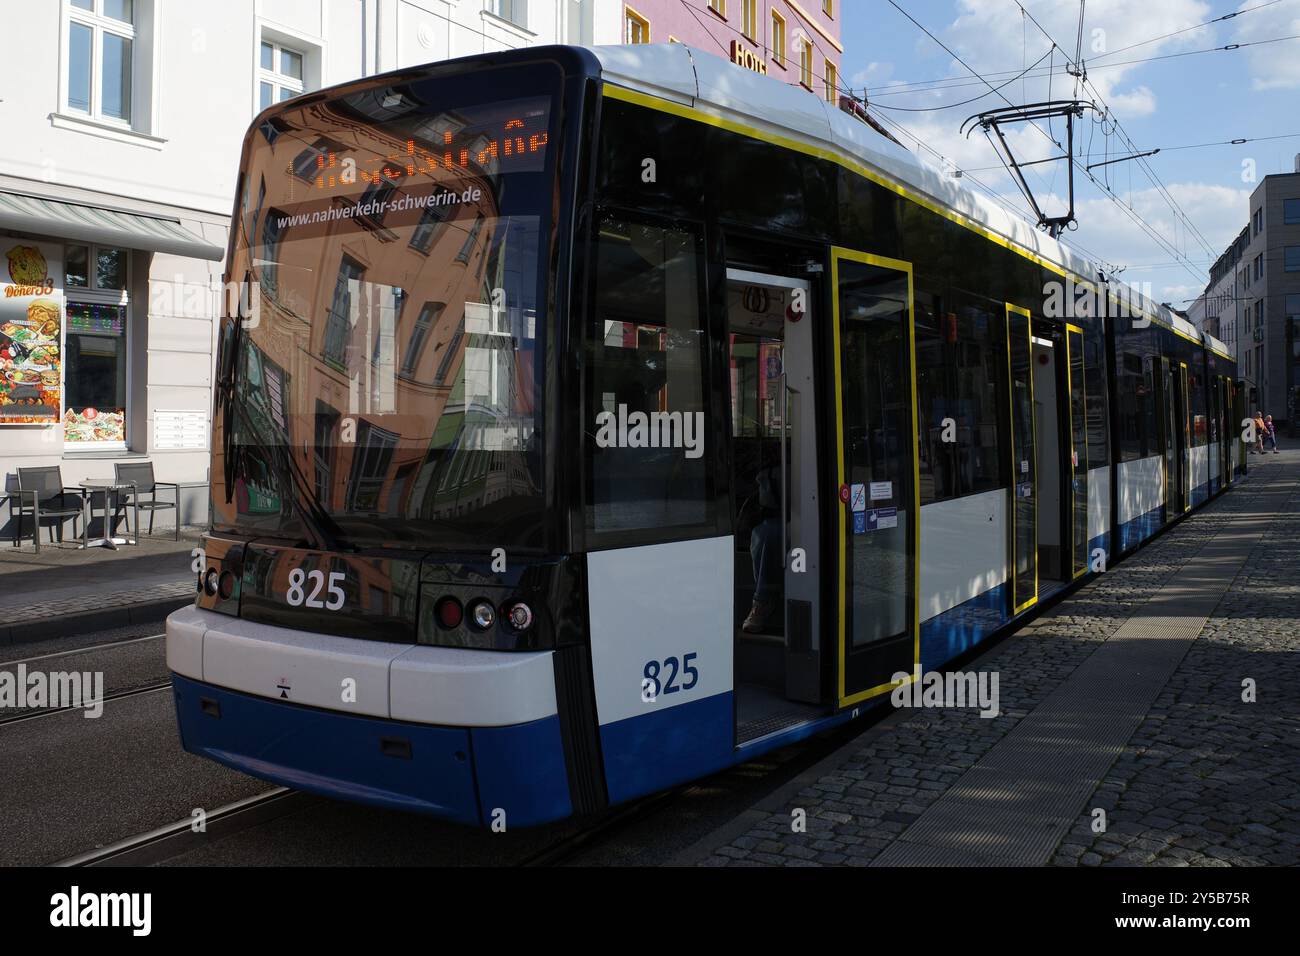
[1179,361,1191,512]
[1064,323,1088,580]
[831,246,920,708]
[1005,303,1037,614]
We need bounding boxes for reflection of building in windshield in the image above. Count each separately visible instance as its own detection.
[229,89,546,532]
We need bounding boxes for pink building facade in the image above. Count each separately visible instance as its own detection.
[619,1,843,103]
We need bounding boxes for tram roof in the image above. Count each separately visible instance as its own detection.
[590,43,1221,356]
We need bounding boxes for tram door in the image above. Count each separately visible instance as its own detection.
[1158,357,1188,515]
[726,269,823,741]
[832,250,919,708]
[1064,325,1089,578]
[1177,363,1191,511]
[1006,305,1037,613]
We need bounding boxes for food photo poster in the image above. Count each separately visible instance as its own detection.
[1,240,62,426]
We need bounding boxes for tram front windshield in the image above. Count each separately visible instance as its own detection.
[220,64,559,549]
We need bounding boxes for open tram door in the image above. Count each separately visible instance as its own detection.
[1006,305,1038,611]
[726,267,826,743]
[830,249,920,709]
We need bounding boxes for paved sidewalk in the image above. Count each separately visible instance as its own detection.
[0,528,201,645]
[681,452,1299,867]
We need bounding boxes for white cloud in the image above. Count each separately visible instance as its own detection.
[1232,0,1300,90]
[852,61,894,87]
[1105,84,1157,117]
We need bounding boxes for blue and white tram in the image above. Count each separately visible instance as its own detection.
[168,44,1242,826]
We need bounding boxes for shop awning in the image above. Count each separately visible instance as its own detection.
[0,190,224,261]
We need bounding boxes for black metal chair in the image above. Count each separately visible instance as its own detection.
[13,466,84,552]
[114,462,180,540]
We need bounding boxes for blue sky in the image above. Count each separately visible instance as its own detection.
[840,0,1300,307]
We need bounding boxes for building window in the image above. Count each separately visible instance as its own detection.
[490,0,528,27]
[1255,254,1263,282]
[799,38,814,88]
[742,0,757,40]
[824,59,838,102]
[708,0,725,17]
[771,11,786,67]
[323,256,365,369]
[824,0,834,15]
[625,6,650,44]
[259,38,304,110]
[65,0,136,124]
[401,302,444,377]
[1253,207,1262,235]
[1285,198,1300,225]
[1286,245,1300,272]
[62,243,131,448]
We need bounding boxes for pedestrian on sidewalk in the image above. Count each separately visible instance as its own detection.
[1253,411,1267,453]
[1264,414,1280,454]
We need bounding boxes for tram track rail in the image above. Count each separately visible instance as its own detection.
[0,632,164,669]
[55,788,317,867]
[0,679,173,727]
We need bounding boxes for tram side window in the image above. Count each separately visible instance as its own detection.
[585,214,713,537]
[1189,370,1207,446]
[1085,337,1110,468]
[914,289,1005,504]
[1118,352,1157,461]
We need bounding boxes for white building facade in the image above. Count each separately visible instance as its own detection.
[0,0,618,528]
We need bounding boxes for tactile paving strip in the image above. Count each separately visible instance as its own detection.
[872,476,1296,867]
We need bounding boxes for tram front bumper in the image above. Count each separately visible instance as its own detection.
[167,607,574,826]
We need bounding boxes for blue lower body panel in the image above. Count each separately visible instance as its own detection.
[1119,505,1163,553]
[172,674,571,826]
[599,691,734,806]
[919,583,1009,673]
[1190,481,1209,507]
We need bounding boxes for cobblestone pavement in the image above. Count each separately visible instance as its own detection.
[691,454,1299,867]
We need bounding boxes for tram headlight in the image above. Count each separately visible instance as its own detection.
[468,599,496,631]
[203,568,220,596]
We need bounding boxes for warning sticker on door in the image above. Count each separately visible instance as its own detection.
[850,483,866,512]
[870,480,892,500]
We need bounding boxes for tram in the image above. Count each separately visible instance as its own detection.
[167,44,1243,826]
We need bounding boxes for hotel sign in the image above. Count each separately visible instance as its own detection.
[730,40,767,75]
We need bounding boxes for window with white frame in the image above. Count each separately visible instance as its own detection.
[65,0,136,124]
[490,0,528,28]
[259,38,305,110]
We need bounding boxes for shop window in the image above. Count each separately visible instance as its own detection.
[64,303,128,446]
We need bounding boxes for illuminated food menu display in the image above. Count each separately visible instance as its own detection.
[63,303,127,444]
[0,241,62,425]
